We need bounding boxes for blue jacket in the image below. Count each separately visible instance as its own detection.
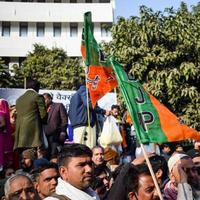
[68,85,106,128]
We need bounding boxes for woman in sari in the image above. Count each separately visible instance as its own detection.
[0,99,13,170]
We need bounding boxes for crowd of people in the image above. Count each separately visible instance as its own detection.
[0,77,200,200]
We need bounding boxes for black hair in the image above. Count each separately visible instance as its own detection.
[90,177,105,191]
[94,165,111,178]
[26,78,40,92]
[74,77,86,90]
[111,104,120,111]
[92,145,104,154]
[1,167,15,179]
[50,154,58,159]
[124,164,151,197]
[58,143,92,167]
[43,93,53,99]
[176,144,183,148]
[111,164,124,181]
[161,143,170,149]
[149,155,168,182]
[31,162,58,182]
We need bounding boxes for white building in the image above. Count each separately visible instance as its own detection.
[0,0,115,66]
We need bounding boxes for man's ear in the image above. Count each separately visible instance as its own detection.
[156,169,163,179]
[127,192,137,200]
[59,166,68,180]
[34,182,39,193]
[1,196,7,200]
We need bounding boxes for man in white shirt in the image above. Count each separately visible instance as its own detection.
[166,153,200,200]
[45,143,100,200]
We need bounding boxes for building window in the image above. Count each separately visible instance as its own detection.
[54,0,61,2]
[37,0,45,2]
[53,23,61,37]
[100,0,110,2]
[101,23,112,37]
[70,0,77,2]
[70,23,78,37]
[86,0,92,2]
[36,22,45,37]
[19,22,28,37]
[2,22,10,37]
[1,57,10,66]
[19,57,26,66]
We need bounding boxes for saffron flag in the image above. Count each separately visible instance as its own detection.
[110,57,200,143]
[81,12,117,108]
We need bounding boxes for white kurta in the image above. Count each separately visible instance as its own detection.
[44,178,100,200]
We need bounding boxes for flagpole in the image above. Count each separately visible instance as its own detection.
[85,67,91,144]
[140,143,164,200]
[114,88,117,104]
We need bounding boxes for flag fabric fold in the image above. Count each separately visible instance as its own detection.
[81,12,117,108]
[110,57,200,143]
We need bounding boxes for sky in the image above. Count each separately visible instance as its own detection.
[115,0,200,20]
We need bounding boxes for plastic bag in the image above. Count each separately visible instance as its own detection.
[99,116,122,148]
[42,128,49,149]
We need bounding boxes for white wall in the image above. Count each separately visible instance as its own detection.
[0,1,114,59]
[0,22,112,57]
[0,2,113,22]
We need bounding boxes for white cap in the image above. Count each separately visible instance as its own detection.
[168,153,188,172]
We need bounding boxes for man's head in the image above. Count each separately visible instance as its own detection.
[3,174,37,200]
[91,166,111,198]
[93,166,110,191]
[32,163,59,199]
[161,144,171,154]
[4,168,15,179]
[181,156,199,188]
[43,93,53,108]
[74,77,86,90]
[187,149,200,180]
[92,146,104,166]
[168,153,199,188]
[58,144,93,190]
[125,164,159,200]
[21,149,36,170]
[26,78,40,92]
[194,141,200,150]
[111,105,120,118]
[175,144,184,153]
[50,154,58,164]
[149,155,168,185]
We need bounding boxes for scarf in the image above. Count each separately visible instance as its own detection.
[56,178,100,200]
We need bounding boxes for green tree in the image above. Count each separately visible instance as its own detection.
[12,44,85,90]
[10,64,25,88]
[103,3,200,130]
[0,57,11,87]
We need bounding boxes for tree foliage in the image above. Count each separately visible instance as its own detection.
[103,3,200,130]
[0,57,12,87]
[12,44,85,90]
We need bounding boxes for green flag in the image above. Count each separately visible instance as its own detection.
[110,57,200,143]
[81,12,117,108]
